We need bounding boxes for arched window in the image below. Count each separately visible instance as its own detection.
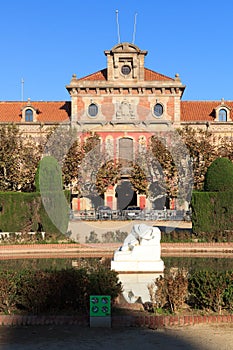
[25,109,33,122]
[219,109,227,122]
[88,103,98,117]
[153,103,163,117]
[119,137,133,168]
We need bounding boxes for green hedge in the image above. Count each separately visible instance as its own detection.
[188,270,233,313]
[0,191,70,237]
[0,267,122,315]
[163,257,233,273]
[0,192,38,232]
[191,191,233,238]
[204,157,233,192]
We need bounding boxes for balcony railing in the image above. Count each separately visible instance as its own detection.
[70,209,190,222]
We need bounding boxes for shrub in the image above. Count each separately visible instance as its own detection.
[85,231,100,243]
[150,269,233,315]
[16,270,53,314]
[160,229,193,242]
[152,269,188,314]
[102,230,128,243]
[192,157,233,239]
[102,231,115,243]
[204,157,233,192]
[191,191,233,238]
[188,270,233,313]
[89,267,122,302]
[0,266,122,315]
[0,271,19,314]
[35,156,63,192]
[115,230,128,242]
[47,268,90,313]
[34,156,70,236]
[0,191,70,238]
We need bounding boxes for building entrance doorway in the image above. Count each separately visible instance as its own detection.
[115,180,137,210]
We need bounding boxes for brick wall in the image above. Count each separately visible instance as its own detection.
[0,313,232,328]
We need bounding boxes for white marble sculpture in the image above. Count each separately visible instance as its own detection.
[111,223,165,272]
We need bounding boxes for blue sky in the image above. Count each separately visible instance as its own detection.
[1,0,233,102]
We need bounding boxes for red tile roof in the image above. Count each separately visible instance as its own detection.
[1,99,233,124]
[144,68,173,81]
[78,68,174,81]
[181,101,233,121]
[0,101,71,123]
[79,69,107,81]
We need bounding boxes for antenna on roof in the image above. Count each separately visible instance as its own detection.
[21,78,24,101]
[132,12,137,44]
[116,9,121,43]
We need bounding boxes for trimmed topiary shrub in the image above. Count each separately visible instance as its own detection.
[35,156,70,235]
[35,156,63,192]
[204,157,233,192]
[192,157,233,239]
[191,191,233,239]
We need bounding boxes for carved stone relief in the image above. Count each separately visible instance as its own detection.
[116,99,135,119]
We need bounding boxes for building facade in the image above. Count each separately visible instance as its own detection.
[1,42,233,211]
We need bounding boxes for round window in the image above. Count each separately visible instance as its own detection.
[153,103,163,117]
[88,103,98,117]
[121,65,131,75]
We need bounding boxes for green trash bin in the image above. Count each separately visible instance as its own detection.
[90,295,111,327]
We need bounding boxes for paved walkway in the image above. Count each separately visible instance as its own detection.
[0,324,233,350]
[0,221,233,259]
[0,240,233,259]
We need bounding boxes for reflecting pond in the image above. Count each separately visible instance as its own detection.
[1,256,233,272]
[117,256,233,303]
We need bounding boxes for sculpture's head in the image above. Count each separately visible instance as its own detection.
[132,223,160,241]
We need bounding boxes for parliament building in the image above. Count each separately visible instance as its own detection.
[1,42,233,211]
